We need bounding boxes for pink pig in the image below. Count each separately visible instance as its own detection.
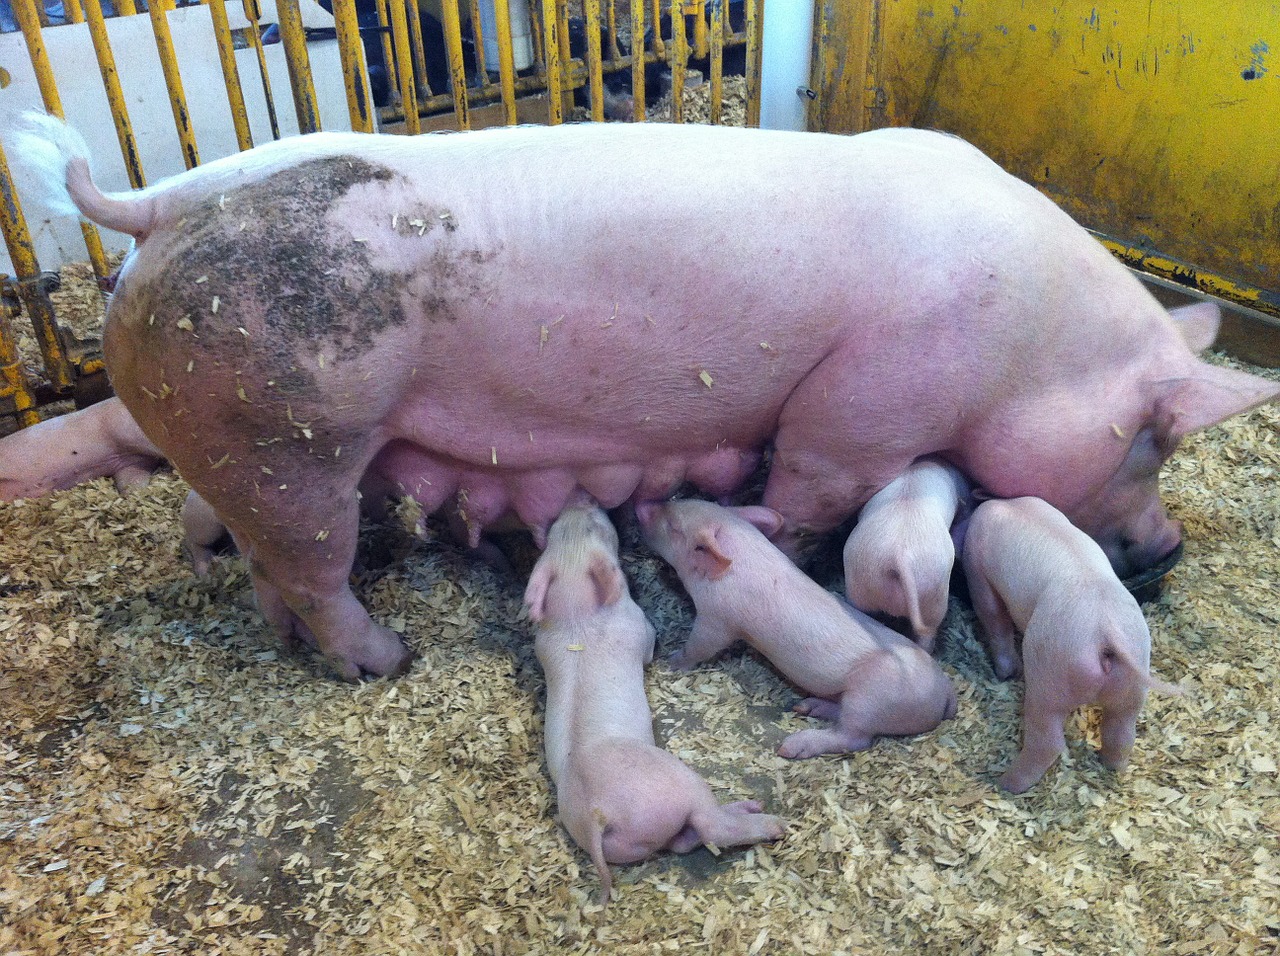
[182,489,230,576]
[636,499,957,758]
[962,496,1181,793]
[526,502,784,905]
[843,457,969,650]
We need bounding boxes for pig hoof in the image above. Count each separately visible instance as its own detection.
[327,626,414,681]
[993,656,1022,681]
[997,769,1037,794]
[668,650,695,671]
[722,800,765,815]
[793,697,840,721]
[778,729,870,760]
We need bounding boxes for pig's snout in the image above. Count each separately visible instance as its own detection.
[1108,516,1183,579]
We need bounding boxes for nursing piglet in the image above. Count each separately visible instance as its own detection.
[527,503,784,905]
[637,499,957,758]
[962,497,1181,793]
[843,458,968,650]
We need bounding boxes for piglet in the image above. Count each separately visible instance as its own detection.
[843,457,969,650]
[526,502,784,905]
[962,496,1181,793]
[182,489,230,576]
[636,499,957,759]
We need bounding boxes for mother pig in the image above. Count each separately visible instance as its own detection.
[6,117,1275,678]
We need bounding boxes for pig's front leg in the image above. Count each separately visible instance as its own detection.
[966,564,1022,679]
[778,724,873,760]
[669,615,739,670]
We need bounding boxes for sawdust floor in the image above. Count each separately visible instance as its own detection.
[1,353,1276,956]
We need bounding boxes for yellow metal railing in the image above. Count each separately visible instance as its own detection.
[0,0,764,429]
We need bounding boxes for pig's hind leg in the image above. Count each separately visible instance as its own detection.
[965,562,1022,679]
[669,616,738,670]
[793,697,841,720]
[1000,684,1069,794]
[671,800,784,853]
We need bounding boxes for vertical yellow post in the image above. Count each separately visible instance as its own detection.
[148,0,201,169]
[605,0,621,61]
[630,0,644,120]
[374,0,400,106]
[585,0,604,122]
[529,1,545,76]
[277,0,322,133]
[744,0,760,127]
[83,0,146,188]
[243,0,282,140]
[650,0,664,57]
[469,0,488,79]
[0,143,73,394]
[63,0,84,23]
[688,0,706,60]
[669,0,685,122]
[0,277,41,428]
[388,0,422,131]
[439,0,471,129]
[493,0,518,125]
[206,0,255,150]
[332,0,375,133]
[13,0,109,280]
[115,0,138,15]
[541,0,563,124]
[708,0,722,124]
[406,0,433,96]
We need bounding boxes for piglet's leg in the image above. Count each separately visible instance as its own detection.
[966,565,1022,680]
[1098,697,1144,771]
[669,616,738,670]
[793,697,841,720]
[677,804,785,853]
[1000,694,1068,794]
[778,727,872,760]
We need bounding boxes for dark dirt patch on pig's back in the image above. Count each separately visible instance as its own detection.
[112,155,412,372]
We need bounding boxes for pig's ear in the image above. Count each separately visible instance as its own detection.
[1168,301,1221,353]
[523,563,554,623]
[692,527,733,580]
[1154,364,1280,441]
[731,506,785,539]
[588,553,625,609]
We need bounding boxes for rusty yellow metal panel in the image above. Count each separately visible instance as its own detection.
[872,0,1280,314]
[811,0,878,133]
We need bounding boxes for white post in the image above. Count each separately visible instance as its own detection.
[759,0,814,131]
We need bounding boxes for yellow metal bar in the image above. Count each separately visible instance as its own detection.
[493,0,518,124]
[115,0,137,15]
[406,0,434,97]
[630,0,645,120]
[0,143,74,393]
[540,0,563,124]
[669,0,685,122]
[555,0,570,82]
[810,0,874,134]
[148,0,201,169]
[529,0,545,73]
[439,0,471,129]
[585,0,604,122]
[743,0,760,127]
[387,0,422,132]
[650,0,664,57]
[373,0,400,105]
[708,0,722,124]
[242,0,281,140]
[605,0,621,62]
[0,281,42,429]
[14,0,110,280]
[277,0,322,133]
[333,0,375,133]
[63,0,84,24]
[688,0,707,60]
[205,0,255,150]
[468,0,488,79]
[83,0,146,188]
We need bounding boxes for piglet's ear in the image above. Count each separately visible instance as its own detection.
[692,527,733,581]
[731,506,785,539]
[523,562,554,623]
[1168,301,1221,353]
[1155,364,1279,441]
[588,553,625,609]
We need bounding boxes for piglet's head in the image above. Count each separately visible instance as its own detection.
[524,504,625,624]
[1075,303,1278,577]
[637,499,784,581]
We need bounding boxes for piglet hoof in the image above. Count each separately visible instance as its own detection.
[668,650,696,672]
[778,728,871,760]
[993,654,1023,681]
[915,634,937,655]
[721,800,765,815]
[793,697,840,721]
[1099,751,1132,772]
[113,464,156,496]
[997,769,1038,795]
